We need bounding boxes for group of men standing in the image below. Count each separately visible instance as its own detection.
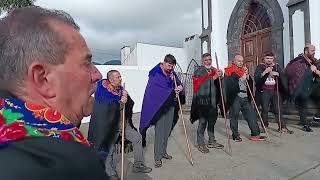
[3,6,318,180]
[88,54,184,179]
[189,44,319,155]
[87,44,319,179]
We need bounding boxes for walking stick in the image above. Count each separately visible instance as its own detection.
[215,52,232,154]
[121,83,126,180]
[173,75,194,166]
[245,78,271,141]
[275,65,282,134]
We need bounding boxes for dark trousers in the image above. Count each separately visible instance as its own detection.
[296,98,310,126]
[261,90,286,129]
[197,106,217,146]
[229,96,260,138]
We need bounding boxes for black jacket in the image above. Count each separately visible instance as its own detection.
[224,73,254,107]
[254,63,288,103]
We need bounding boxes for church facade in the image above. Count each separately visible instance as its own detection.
[201,0,320,74]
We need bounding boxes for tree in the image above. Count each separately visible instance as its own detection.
[0,0,36,13]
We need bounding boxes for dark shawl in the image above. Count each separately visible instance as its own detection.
[285,55,320,100]
[87,79,122,152]
[124,95,137,131]
[139,63,182,135]
[254,63,288,103]
[190,66,221,124]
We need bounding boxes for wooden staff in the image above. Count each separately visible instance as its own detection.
[274,64,282,134]
[244,78,270,141]
[173,75,194,166]
[215,52,232,154]
[121,83,126,180]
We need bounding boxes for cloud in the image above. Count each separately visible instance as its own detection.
[35,0,201,62]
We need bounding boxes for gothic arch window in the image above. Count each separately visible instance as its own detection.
[243,3,271,35]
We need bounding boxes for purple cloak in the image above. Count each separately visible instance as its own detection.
[139,63,182,134]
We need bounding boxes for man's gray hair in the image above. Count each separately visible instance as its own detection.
[0,6,80,88]
[107,70,119,81]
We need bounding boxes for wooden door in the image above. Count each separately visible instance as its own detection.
[241,28,272,75]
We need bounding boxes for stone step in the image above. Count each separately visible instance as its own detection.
[181,105,318,125]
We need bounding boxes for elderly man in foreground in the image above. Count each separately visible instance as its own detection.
[0,6,110,180]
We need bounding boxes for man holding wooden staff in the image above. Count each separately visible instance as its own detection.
[224,55,267,142]
[139,54,184,168]
[254,52,292,134]
[285,44,320,132]
[88,70,151,180]
[190,53,224,153]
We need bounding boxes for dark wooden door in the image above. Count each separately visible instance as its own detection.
[241,28,272,75]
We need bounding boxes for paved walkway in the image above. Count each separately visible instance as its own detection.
[80,113,320,180]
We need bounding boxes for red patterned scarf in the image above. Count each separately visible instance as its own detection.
[0,98,89,148]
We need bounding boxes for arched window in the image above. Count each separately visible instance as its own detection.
[243,2,271,35]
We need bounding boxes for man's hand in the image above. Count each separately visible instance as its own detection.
[271,71,279,77]
[213,69,223,80]
[262,66,273,76]
[217,69,223,77]
[311,65,317,72]
[120,90,128,104]
[315,70,320,76]
[241,73,247,80]
[175,85,183,94]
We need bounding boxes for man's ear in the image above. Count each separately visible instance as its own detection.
[27,62,56,98]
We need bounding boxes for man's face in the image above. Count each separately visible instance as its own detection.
[264,56,274,65]
[110,72,122,88]
[202,56,212,67]
[49,22,102,124]
[163,62,175,73]
[234,55,244,68]
[306,46,316,59]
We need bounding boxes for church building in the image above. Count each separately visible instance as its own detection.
[201,0,319,74]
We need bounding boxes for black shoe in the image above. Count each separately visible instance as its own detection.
[133,163,152,173]
[197,145,210,153]
[302,125,313,132]
[154,160,162,168]
[232,136,242,142]
[207,141,224,149]
[162,153,173,160]
[314,113,320,122]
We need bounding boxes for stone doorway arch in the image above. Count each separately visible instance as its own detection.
[227,0,285,68]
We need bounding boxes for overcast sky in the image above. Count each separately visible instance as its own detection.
[35,0,202,62]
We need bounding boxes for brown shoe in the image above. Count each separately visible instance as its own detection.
[197,145,209,153]
[207,141,224,149]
